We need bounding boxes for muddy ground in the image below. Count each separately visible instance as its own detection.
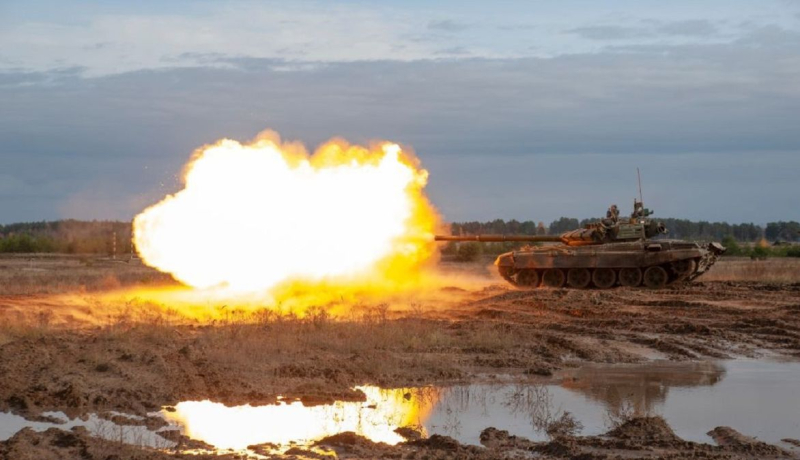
[3,416,798,459]
[1,255,799,458]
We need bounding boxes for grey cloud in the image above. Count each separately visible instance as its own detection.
[434,46,470,56]
[82,42,110,51]
[737,24,800,48]
[566,25,652,40]
[0,66,85,87]
[0,70,47,87]
[427,20,470,32]
[657,20,718,37]
[163,52,234,65]
[275,46,309,56]
[2,28,800,223]
[497,23,536,31]
[569,20,720,41]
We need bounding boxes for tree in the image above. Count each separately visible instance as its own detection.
[720,236,742,256]
[765,221,800,242]
[548,218,579,235]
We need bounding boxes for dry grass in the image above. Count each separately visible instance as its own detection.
[701,257,800,283]
[0,254,174,295]
[0,293,528,402]
[184,305,520,380]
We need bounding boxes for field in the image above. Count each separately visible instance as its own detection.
[1,255,799,459]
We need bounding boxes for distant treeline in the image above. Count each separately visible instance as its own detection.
[451,218,800,242]
[1,218,798,255]
[445,218,800,260]
[0,220,133,254]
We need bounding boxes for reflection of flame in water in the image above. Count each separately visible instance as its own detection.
[161,386,438,451]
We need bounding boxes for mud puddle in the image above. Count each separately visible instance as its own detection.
[2,359,798,455]
[161,359,799,454]
[547,359,799,446]
[0,411,174,448]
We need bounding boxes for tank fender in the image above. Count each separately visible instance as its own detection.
[708,242,726,255]
[494,252,515,267]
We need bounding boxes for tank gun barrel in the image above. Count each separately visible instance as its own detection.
[434,234,563,243]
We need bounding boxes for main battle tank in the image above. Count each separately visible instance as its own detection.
[435,200,726,289]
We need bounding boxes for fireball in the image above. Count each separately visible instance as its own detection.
[133,131,438,294]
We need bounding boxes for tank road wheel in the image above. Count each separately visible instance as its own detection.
[671,259,697,278]
[567,268,591,289]
[643,266,669,289]
[516,270,539,288]
[542,268,566,288]
[618,267,643,287]
[498,265,516,284]
[592,268,616,289]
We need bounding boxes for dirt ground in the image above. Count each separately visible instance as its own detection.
[1,255,799,459]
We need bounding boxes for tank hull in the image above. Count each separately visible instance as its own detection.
[495,240,724,289]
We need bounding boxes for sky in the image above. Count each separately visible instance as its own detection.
[1,0,799,225]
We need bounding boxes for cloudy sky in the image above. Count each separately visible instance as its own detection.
[1,0,799,225]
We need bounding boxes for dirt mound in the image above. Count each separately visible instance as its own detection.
[282,447,330,459]
[407,434,461,451]
[405,434,490,459]
[708,426,789,456]
[606,416,683,445]
[394,426,424,440]
[479,427,514,447]
[534,437,581,458]
[314,431,375,447]
[479,427,536,450]
[0,426,235,460]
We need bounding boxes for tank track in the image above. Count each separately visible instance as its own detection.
[501,253,721,290]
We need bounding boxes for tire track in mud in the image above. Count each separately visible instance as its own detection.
[457,281,800,363]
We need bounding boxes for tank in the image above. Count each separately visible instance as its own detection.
[435,200,726,289]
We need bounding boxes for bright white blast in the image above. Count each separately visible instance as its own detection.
[133,131,438,294]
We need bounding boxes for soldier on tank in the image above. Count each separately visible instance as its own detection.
[605,204,620,224]
[632,199,651,218]
[632,200,644,218]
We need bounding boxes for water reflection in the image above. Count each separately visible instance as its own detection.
[0,411,173,448]
[161,386,438,450]
[559,361,725,417]
[3,360,797,453]
[165,362,719,452]
[161,360,800,451]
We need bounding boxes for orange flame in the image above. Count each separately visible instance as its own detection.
[133,131,439,297]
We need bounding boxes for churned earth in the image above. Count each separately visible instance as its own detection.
[0,255,799,458]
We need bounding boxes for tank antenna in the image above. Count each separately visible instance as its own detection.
[637,167,643,203]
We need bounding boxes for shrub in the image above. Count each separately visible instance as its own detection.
[0,234,56,253]
[455,242,482,262]
[720,236,742,256]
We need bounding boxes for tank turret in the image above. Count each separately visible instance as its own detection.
[435,200,725,289]
[436,201,667,247]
